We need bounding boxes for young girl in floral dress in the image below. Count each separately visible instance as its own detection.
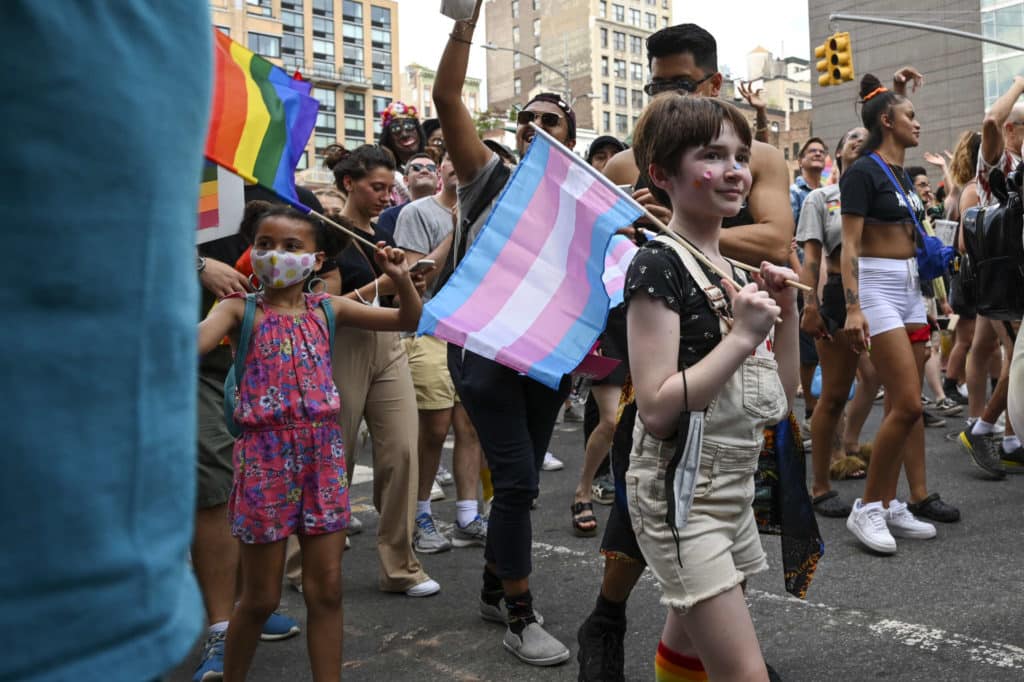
[198,203,422,681]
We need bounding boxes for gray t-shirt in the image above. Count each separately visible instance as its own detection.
[796,184,843,256]
[394,194,455,300]
[457,152,505,253]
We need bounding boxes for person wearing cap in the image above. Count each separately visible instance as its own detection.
[432,0,577,667]
[586,135,627,173]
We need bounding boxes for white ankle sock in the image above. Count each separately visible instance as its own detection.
[456,500,478,527]
[1003,435,1020,451]
[972,419,995,436]
[416,500,431,517]
[209,620,228,634]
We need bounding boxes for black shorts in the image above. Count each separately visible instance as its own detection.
[820,274,846,334]
[950,271,977,320]
[593,305,628,386]
[600,399,646,564]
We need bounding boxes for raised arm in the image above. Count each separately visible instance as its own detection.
[719,140,793,266]
[333,244,423,332]
[434,0,492,185]
[981,76,1024,166]
[198,297,244,356]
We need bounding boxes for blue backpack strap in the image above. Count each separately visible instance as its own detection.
[319,297,336,352]
[234,294,258,382]
[868,152,927,239]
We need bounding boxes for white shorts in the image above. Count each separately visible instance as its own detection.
[858,257,927,337]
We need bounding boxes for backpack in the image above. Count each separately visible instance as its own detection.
[961,163,1024,320]
[223,294,336,438]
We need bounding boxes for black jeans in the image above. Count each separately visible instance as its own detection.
[448,346,568,580]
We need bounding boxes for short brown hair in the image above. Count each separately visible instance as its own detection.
[633,94,752,209]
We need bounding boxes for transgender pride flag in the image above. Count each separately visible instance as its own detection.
[418,128,643,390]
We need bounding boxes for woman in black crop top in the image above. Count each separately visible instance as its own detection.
[839,71,959,555]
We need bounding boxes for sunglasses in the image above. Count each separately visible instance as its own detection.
[427,138,446,147]
[643,73,714,96]
[391,120,418,133]
[408,162,437,173]
[516,110,563,128]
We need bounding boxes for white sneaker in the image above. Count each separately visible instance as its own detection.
[846,499,897,554]
[885,500,937,539]
[430,480,446,501]
[406,578,441,597]
[542,452,564,471]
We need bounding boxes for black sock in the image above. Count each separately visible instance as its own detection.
[481,567,503,605]
[943,377,957,393]
[593,593,627,624]
[804,408,813,420]
[992,377,999,393]
[506,590,537,634]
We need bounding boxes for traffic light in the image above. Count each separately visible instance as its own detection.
[815,32,855,87]
[829,32,855,84]
[814,40,833,87]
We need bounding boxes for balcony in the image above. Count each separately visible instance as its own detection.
[340,66,372,90]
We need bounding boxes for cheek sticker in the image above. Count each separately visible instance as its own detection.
[703,170,713,181]
[733,162,743,170]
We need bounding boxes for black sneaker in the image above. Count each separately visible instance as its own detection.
[922,409,946,428]
[576,613,625,682]
[1001,444,1024,473]
[944,387,969,406]
[959,429,1007,479]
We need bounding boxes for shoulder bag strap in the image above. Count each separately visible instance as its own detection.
[653,235,733,319]
[320,298,336,352]
[868,152,927,240]
[233,294,257,383]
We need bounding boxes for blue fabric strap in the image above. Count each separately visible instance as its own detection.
[868,152,927,240]
[233,294,257,386]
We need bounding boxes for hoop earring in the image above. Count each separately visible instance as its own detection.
[306,276,326,294]
[248,273,264,292]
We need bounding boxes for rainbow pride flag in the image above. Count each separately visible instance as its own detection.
[418,129,642,390]
[198,160,220,229]
[205,29,318,207]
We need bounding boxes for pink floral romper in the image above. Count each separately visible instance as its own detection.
[227,292,350,544]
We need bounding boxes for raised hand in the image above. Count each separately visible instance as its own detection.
[755,261,799,309]
[721,279,780,349]
[374,242,410,282]
[738,80,767,110]
[923,151,947,168]
[893,66,924,94]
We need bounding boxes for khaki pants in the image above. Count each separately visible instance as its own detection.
[333,326,425,592]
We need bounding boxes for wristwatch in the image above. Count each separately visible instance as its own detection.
[197,256,207,273]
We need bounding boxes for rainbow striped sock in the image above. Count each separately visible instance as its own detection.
[655,641,708,681]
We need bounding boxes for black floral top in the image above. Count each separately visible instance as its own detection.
[623,241,737,370]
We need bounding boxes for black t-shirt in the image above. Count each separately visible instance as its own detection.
[337,220,397,296]
[840,155,926,224]
[623,241,737,369]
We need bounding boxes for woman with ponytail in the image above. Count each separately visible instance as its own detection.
[840,69,960,554]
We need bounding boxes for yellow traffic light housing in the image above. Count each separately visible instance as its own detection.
[814,41,832,87]
[828,32,855,84]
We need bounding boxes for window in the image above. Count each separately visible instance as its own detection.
[372,47,391,69]
[343,22,363,43]
[345,136,365,150]
[514,77,522,96]
[613,4,624,22]
[602,83,610,104]
[534,45,542,61]
[631,88,643,108]
[315,134,336,157]
[296,151,308,171]
[316,111,336,133]
[662,15,669,28]
[246,0,272,17]
[313,38,334,59]
[513,26,520,44]
[631,62,643,81]
[216,25,230,37]
[512,0,519,19]
[613,31,625,51]
[614,59,626,79]
[281,34,304,58]
[315,87,336,110]
[603,111,611,132]
[789,97,794,111]
[371,5,390,27]
[645,12,657,29]
[513,52,521,69]
[600,28,608,48]
[282,0,303,10]
[342,1,361,21]
[372,95,391,134]
[630,9,641,26]
[630,35,642,54]
[533,0,540,9]
[313,0,333,17]
[282,10,303,32]
[599,1,606,19]
[615,86,626,106]
[248,32,280,58]
[663,0,668,7]
[616,113,628,134]
[533,18,540,36]
[534,71,542,87]
[792,142,800,158]
[312,16,333,37]
[601,56,609,77]
[371,27,391,47]
[372,68,392,90]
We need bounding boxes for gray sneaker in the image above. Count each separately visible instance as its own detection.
[480,597,545,625]
[413,513,452,554]
[959,429,1006,479]
[452,515,487,548]
[503,622,570,666]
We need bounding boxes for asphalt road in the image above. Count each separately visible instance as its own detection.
[170,398,1024,681]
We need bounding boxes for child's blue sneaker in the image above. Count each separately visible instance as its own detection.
[261,611,301,641]
[192,630,225,681]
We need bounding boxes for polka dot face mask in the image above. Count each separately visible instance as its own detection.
[251,249,317,289]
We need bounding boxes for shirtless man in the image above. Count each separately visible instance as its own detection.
[576,23,793,682]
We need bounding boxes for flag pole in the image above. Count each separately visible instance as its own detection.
[526,124,810,292]
[308,209,380,250]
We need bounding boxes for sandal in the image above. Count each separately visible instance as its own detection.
[571,501,598,537]
[907,493,961,523]
[812,490,852,518]
[830,455,867,480]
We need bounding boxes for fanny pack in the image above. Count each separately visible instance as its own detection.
[869,153,954,281]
